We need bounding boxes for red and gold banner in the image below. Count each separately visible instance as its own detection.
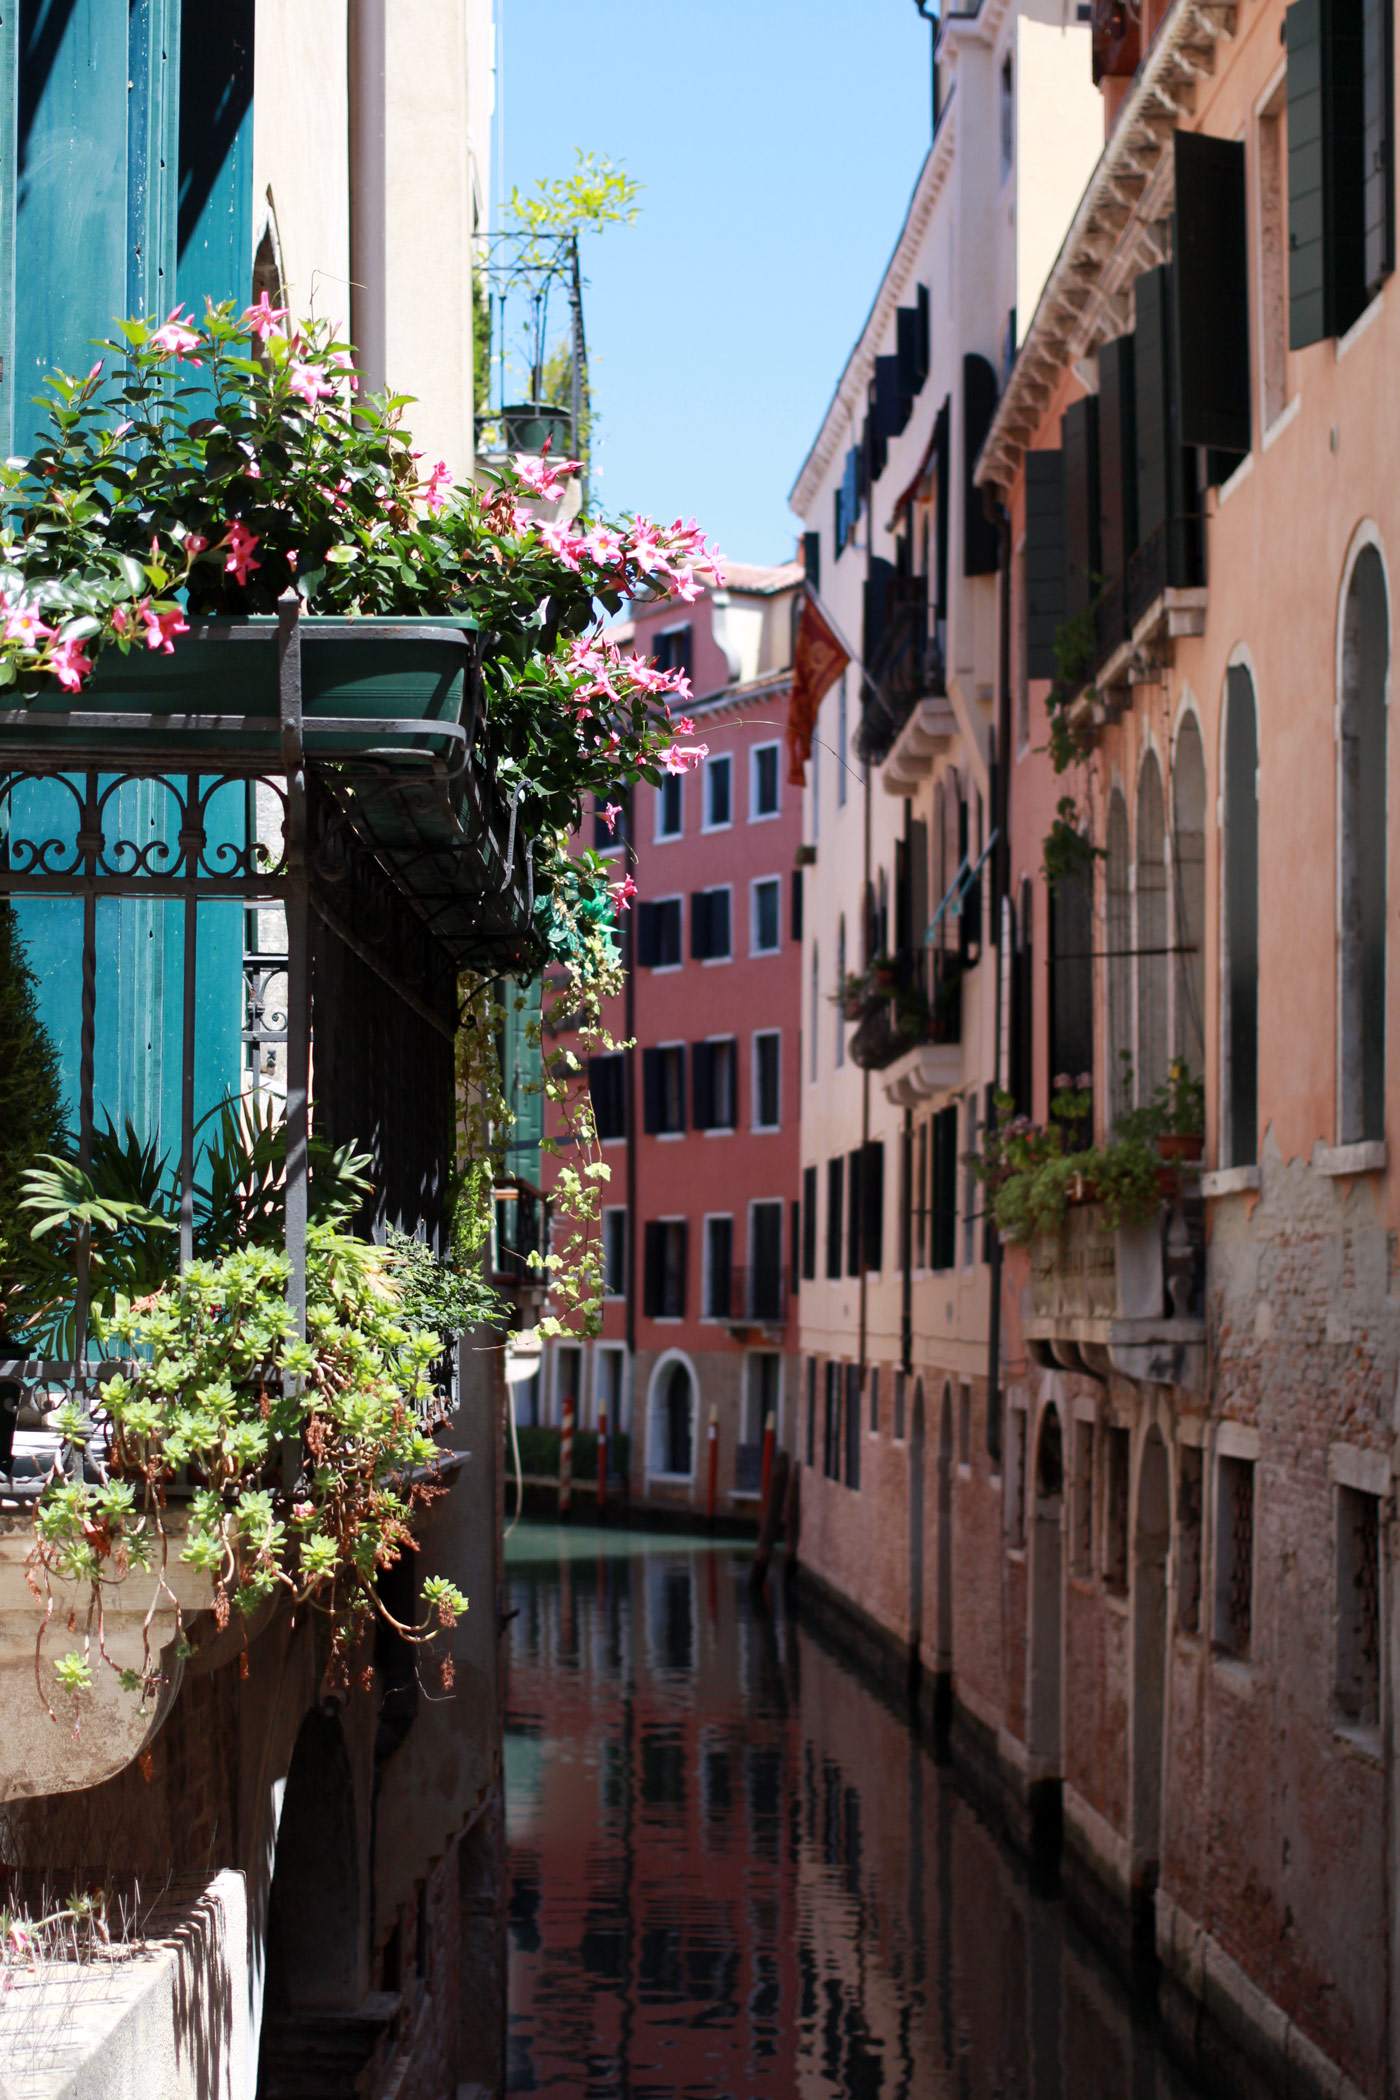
[786,585,850,786]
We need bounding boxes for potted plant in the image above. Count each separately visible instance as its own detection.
[868,953,898,996]
[1152,1061,1205,1164]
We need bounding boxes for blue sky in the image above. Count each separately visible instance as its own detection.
[496,1,934,568]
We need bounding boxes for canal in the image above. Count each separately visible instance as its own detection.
[504,1525,1212,2099]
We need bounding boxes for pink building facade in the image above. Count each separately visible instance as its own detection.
[538,566,805,1519]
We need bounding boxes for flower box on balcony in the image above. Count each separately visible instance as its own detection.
[13,616,480,763]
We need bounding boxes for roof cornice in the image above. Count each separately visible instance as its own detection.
[788,91,959,518]
[975,0,1237,495]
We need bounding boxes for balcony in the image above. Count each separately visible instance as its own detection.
[1023,1194,1205,1390]
[721,1266,789,1334]
[856,574,947,767]
[850,951,962,1093]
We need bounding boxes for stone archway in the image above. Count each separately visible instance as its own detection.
[1132,1427,1171,1894]
[1028,1405,1064,1788]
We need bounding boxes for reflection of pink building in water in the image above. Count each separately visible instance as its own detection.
[536,566,805,1518]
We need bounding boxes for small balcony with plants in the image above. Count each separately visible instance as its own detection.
[844,945,963,1095]
[980,1066,1206,1390]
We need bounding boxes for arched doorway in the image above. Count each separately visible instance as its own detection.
[1028,1406,1064,1788]
[1132,1428,1171,1895]
[646,1352,697,1482]
[256,1706,362,2095]
[935,1384,954,1678]
[908,1379,926,1679]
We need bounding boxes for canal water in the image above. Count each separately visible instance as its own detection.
[505,1525,1211,2100]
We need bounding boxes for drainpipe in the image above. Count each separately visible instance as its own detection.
[348,0,388,396]
[910,0,940,135]
[987,502,1012,1452]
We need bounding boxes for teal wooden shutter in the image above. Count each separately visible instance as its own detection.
[1174,131,1250,458]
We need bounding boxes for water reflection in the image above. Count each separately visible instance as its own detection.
[505,1525,1208,2100]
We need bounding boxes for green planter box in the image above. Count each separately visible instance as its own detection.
[12,615,479,763]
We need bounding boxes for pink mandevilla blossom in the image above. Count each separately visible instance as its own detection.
[288,362,337,409]
[241,290,290,343]
[50,635,94,691]
[515,453,581,501]
[149,305,201,358]
[538,519,586,572]
[601,802,622,835]
[222,522,262,586]
[185,533,209,557]
[675,716,696,736]
[4,601,52,647]
[423,460,454,514]
[609,873,639,914]
[583,526,624,568]
[658,742,708,775]
[141,604,190,655]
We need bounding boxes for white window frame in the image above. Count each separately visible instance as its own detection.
[601,1206,627,1300]
[553,1340,585,1428]
[701,1212,735,1321]
[749,874,782,958]
[746,1196,787,1320]
[697,882,733,966]
[645,1346,699,1481]
[751,1029,782,1132]
[650,893,684,974]
[654,771,683,843]
[702,1032,738,1135]
[703,752,734,834]
[591,1340,629,1436]
[649,1214,688,1324]
[749,740,782,823]
[653,1038,687,1140]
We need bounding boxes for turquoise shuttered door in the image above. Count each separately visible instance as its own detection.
[6,0,252,1167]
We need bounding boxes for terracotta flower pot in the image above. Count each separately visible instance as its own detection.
[1156,1132,1203,1164]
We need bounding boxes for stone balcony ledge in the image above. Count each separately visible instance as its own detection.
[879,697,958,796]
[1022,1202,1205,1392]
[880,1037,963,1106]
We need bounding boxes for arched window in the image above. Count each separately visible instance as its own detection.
[1339,546,1389,1143]
[835,917,846,1069]
[648,1356,696,1480]
[1222,666,1259,1165]
[1135,753,1168,1106]
[1106,789,1132,1126]
[810,944,820,1082]
[1172,715,1206,1082]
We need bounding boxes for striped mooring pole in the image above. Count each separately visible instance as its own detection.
[559,1393,575,1519]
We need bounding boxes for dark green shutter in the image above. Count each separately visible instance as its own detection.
[916,283,931,384]
[803,529,821,592]
[875,352,910,440]
[933,398,951,619]
[1362,0,1394,297]
[1287,0,1367,345]
[636,903,659,968]
[897,303,921,395]
[1061,396,1101,629]
[862,1139,885,1272]
[1024,449,1066,680]
[846,1146,863,1277]
[643,1222,664,1316]
[689,890,708,960]
[642,1048,663,1133]
[1174,132,1250,458]
[1131,265,1201,606]
[1097,332,1137,649]
[790,869,804,943]
[802,1164,818,1280]
[692,1041,715,1130]
[962,353,1001,576]
[1049,863,1094,1099]
[826,1155,844,1278]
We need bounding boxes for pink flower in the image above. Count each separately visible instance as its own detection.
[422,459,454,515]
[601,801,622,835]
[4,600,52,647]
[140,604,189,655]
[241,290,290,344]
[288,362,337,409]
[184,533,208,558]
[329,349,359,394]
[609,873,639,914]
[676,716,696,736]
[111,605,129,634]
[658,742,709,775]
[221,521,261,586]
[584,525,624,568]
[49,634,94,691]
[149,305,201,359]
[539,519,586,572]
[516,452,581,501]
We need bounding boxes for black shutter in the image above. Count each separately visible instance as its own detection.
[643,1221,664,1317]
[671,1221,689,1319]
[803,529,821,592]
[862,1139,885,1273]
[1011,885,1034,1118]
[802,1163,818,1280]
[916,283,931,385]
[1134,266,1172,551]
[933,398,951,620]
[1362,0,1394,298]
[692,1041,714,1131]
[672,1046,687,1133]
[863,555,895,666]
[790,1199,801,1298]
[1061,396,1101,629]
[642,1048,663,1134]
[875,352,910,441]
[962,353,1000,576]
[932,1106,958,1271]
[826,1155,844,1278]
[846,1146,863,1278]
[791,868,804,943]
[689,890,710,961]
[1024,449,1066,680]
[712,889,730,957]
[1049,862,1095,1100]
[897,303,921,396]
[636,903,660,969]
[1287,0,1367,346]
[1097,332,1137,651]
[845,1365,862,1491]
[1174,132,1250,458]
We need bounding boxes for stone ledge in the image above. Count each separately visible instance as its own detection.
[1313,1139,1387,1179]
[1199,1164,1261,1198]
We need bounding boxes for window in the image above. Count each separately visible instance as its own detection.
[790,1197,801,1298]
[589,1053,627,1141]
[642,1045,686,1135]
[930,1105,958,1271]
[649,1355,695,1477]
[823,1362,841,1479]
[637,897,682,969]
[593,790,626,854]
[869,1366,880,1433]
[825,1155,844,1279]
[914,1121,929,1268]
[790,868,803,944]
[748,1200,785,1321]
[1338,546,1388,1144]
[801,1164,817,1280]
[835,916,847,1069]
[805,1358,817,1466]
[556,1343,583,1427]
[692,1037,736,1132]
[1103,1426,1130,1593]
[809,945,820,1082]
[1071,1419,1095,1575]
[846,1146,863,1278]
[751,877,781,956]
[704,753,733,830]
[652,625,693,679]
[987,1380,1003,1470]
[1222,666,1259,1165]
[1285,0,1394,345]
[999,52,1014,179]
[1135,751,1168,1108]
[1173,716,1206,1082]
[1178,1444,1203,1633]
[753,1030,781,1131]
[1336,1482,1382,1728]
[837,675,848,807]
[750,741,781,820]
[656,772,683,841]
[744,1351,781,1451]
[595,1344,626,1434]
[1214,1453,1255,1658]
[844,1365,862,1489]
[643,1221,688,1320]
[602,1208,626,1298]
[702,1215,734,1319]
[961,1094,979,1267]
[861,1139,884,1273]
[690,886,732,962]
[958,1383,972,1468]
